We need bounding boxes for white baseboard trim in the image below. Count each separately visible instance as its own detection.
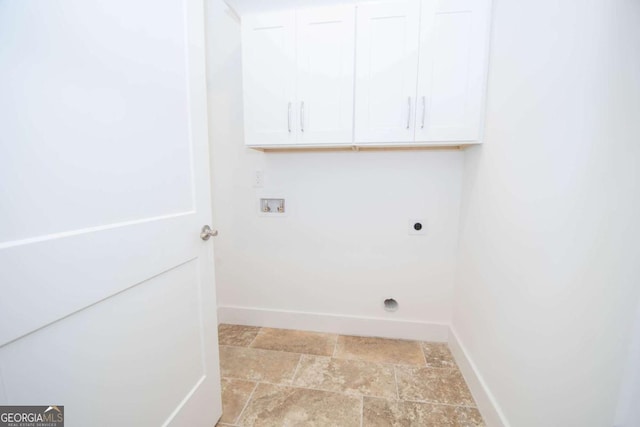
[449,327,510,427]
[217,305,449,342]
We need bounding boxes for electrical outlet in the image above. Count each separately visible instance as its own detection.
[253,170,264,188]
[408,219,427,235]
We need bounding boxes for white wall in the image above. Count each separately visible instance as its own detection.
[453,0,640,425]
[615,299,640,427]
[205,0,464,339]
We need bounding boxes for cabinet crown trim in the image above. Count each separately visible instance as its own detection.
[225,0,355,17]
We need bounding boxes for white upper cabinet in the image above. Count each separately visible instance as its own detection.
[297,5,355,144]
[414,0,491,142]
[241,5,355,147]
[242,11,297,146]
[354,0,421,143]
[234,0,491,148]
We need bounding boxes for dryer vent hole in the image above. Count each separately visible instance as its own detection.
[384,298,399,312]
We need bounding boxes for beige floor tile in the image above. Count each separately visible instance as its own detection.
[395,366,476,406]
[250,328,337,356]
[219,378,256,424]
[363,397,484,427]
[292,355,397,399]
[218,324,261,347]
[219,346,300,384]
[421,342,458,369]
[334,335,425,366]
[238,383,361,427]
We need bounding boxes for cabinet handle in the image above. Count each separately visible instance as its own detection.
[421,96,426,129]
[300,101,305,132]
[406,97,411,129]
[288,102,292,133]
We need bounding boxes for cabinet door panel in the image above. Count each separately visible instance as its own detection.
[415,0,491,142]
[242,11,296,146]
[297,5,355,144]
[354,0,421,143]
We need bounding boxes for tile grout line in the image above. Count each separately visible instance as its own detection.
[420,342,429,367]
[332,335,339,358]
[247,327,263,348]
[393,365,400,401]
[221,344,456,370]
[234,381,260,425]
[220,343,338,360]
[401,398,479,409]
[290,354,304,384]
[360,395,364,427]
[220,376,399,403]
[220,344,305,358]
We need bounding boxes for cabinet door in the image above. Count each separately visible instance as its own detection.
[242,11,296,146]
[354,0,421,143]
[297,5,355,145]
[414,0,491,142]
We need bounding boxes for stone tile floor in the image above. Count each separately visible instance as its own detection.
[216,324,484,426]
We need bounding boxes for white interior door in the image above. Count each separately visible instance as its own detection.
[297,5,355,145]
[242,10,297,146]
[0,1,222,426]
[414,0,491,142]
[354,0,421,144]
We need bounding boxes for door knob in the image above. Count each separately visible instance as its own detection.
[200,225,218,240]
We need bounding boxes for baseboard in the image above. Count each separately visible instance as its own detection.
[448,327,510,427]
[217,305,449,342]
